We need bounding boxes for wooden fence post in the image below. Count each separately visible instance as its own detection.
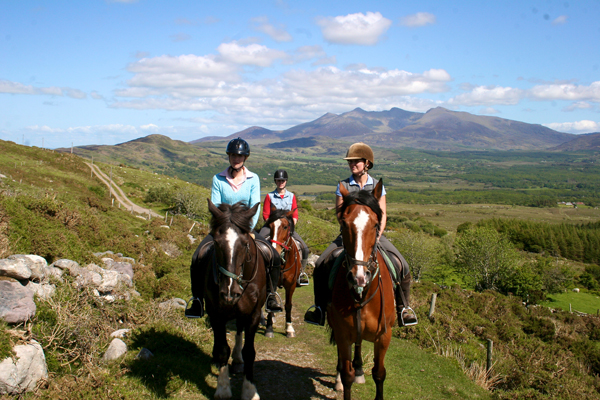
[428,293,437,319]
[487,339,493,372]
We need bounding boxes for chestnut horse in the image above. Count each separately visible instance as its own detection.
[263,206,302,338]
[329,180,396,400]
[198,200,267,399]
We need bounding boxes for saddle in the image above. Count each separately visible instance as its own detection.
[254,238,275,269]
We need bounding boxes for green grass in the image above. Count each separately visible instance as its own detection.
[540,291,600,314]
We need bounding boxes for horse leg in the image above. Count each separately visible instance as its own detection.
[372,332,392,400]
[241,317,260,400]
[337,343,355,400]
[212,321,232,399]
[265,312,274,338]
[353,341,365,384]
[231,322,244,374]
[285,284,295,338]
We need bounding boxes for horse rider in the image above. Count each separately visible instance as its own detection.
[257,169,310,286]
[186,137,283,318]
[304,142,418,327]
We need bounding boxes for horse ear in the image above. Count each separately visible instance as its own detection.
[270,203,277,212]
[372,178,384,201]
[207,199,222,217]
[247,202,260,218]
[286,208,297,219]
[339,181,349,198]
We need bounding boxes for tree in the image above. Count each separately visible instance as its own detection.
[390,229,442,282]
[454,227,521,291]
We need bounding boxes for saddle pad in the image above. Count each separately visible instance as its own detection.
[328,248,398,290]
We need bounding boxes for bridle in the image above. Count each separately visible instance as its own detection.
[213,235,259,292]
[269,217,296,271]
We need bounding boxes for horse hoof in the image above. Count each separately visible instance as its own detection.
[286,331,296,338]
[231,363,244,375]
[354,375,366,384]
[265,331,274,338]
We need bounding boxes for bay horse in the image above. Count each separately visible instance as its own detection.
[329,180,396,400]
[263,206,302,338]
[200,200,266,399]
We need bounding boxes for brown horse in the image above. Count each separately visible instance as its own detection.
[197,200,267,399]
[329,180,396,400]
[263,206,302,338]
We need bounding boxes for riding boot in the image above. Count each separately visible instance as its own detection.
[266,253,283,313]
[395,273,417,326]
[304,259,329,326]
[297,259,309,286]
[186,256,205,318]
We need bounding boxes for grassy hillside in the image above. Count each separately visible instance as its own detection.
[2,139,600,399]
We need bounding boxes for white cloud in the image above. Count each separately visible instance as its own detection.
[316,12,392,45]
[400,12,436,27]
[544,120,600,134]
[0,79,87,99]
[170,33,191,42]
[217,42,288,67]
[528,81,600,102]
[552,15,568,25]
[251,16,293,42]
[90,91,104,100]
[448,85,524,106]
[479,107,500,115]
[563,101,593,112]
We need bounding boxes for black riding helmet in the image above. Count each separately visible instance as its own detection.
[226,137,250,156]
[274,169,288,181]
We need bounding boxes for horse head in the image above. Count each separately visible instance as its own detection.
[265,205,296,255]
[338,179,383,295]
[208,199,259,306]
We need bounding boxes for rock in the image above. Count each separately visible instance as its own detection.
[158,298,187,310]
[307,254,319,268]
[44,265,64,282]
[573,288,580,293]
[188,234,197,244]
[93,251,114,258]
[0,280,36,324]
[0,258,31,280]
[102,339,127,361]
[50,259,82,277]
[8,255,47,283]
[105,261,134,280]
[74,267,102,289]
[25,281,56,300]
[110,329,131,338]
[0,340,48,395]
[120,257,136,264]
[135,348,153,360]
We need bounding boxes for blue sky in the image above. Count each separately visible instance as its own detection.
[1,0,599,149]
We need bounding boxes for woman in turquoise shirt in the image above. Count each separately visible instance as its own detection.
[186,138,283,318]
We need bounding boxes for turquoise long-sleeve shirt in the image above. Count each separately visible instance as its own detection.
[210,167,261,230]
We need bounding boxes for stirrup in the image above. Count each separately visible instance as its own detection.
[185,297,204,319]
[265,292,283,313]
[400,306,418,326]
[304,305,325,326]
[297,272,310,286]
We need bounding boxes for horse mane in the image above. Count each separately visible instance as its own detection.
[340,190,382,223]
[211,202,253,234]
[262,208,295,234]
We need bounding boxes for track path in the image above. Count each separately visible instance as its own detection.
[86,162,162,219]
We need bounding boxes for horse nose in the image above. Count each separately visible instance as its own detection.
[220,290,241,305]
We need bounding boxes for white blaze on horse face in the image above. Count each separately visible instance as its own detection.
[271,219,282,248]
[225,227,239,291]
[353,209,370,287]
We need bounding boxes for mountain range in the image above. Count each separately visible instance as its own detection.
[191,107,579,151]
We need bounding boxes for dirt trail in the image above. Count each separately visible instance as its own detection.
[86,162,162,219]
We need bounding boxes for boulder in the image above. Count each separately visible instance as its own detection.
[0,280,36,324]
[0,258,31,281]
[8,255,47,282]
[110,329,131,338]
[108,262,134,280]
[136,348,154,360]
[50,259,82,277]
[158,298,187,310]
[102,338,127,361]
[0,340,48,395]
[25,281,56,300]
